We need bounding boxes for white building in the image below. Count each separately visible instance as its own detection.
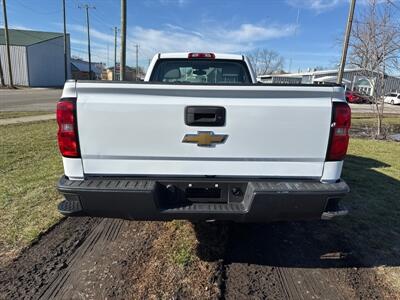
[258,68,400,96]
[0,29,71,87]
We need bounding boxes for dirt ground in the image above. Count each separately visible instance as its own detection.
[0,217,222,300]
[222,222,395,299]
[1,217,398,300]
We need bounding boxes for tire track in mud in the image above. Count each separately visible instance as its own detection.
[38,218,125,299]
[219,222,391,300]
[0,217,100,300]
[0,217,163,300]
[1,217,221,300]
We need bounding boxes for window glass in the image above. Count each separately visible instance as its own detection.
[150,59,251,84]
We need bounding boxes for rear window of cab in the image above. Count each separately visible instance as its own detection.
[150,59,251,84]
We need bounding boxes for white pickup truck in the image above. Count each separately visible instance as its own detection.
[57,52,350,222]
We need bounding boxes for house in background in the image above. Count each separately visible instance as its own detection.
[71,58,104,80]
[0,29,71,86]
[102,64,145,81]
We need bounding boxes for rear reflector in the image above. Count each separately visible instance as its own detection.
[327,102,351,161]
[188,53,215,59]
[57,99,80,158]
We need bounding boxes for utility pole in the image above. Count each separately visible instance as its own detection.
[62,0,68,82]
[135,44,139,81]
[113,27,118,80]
[2,0,14,88]
[337,0,356,84]
[288,8,300,74]
[120,0,127,81]
[0,56,5,86]
[107,44,109,68]
[79,4,95,80]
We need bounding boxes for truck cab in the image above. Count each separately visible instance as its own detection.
[145,52,257,84]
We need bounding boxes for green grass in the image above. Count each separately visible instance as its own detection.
[350,113,400,137]
[0,111,52,120]
[0,120,63,255]
[171,241,194,267]
[351,113,400,126]
[168,220,196,267]
[336,138,400,263]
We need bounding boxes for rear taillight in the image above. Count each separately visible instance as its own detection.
[327,102,351,161]
[57,99,80,158]
[188,53,215,59]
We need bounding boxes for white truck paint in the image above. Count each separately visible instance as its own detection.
[74,83,337,178]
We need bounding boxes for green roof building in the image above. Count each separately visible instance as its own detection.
[0,29,71,86]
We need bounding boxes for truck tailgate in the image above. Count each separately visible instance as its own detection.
[75,83,337,178]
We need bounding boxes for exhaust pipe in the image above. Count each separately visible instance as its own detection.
[321,198,348,220]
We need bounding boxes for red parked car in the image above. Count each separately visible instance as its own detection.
[345,90,370,104]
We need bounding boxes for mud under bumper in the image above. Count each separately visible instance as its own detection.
[57,176,349,222]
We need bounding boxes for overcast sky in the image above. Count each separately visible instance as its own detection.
[3,0,399,72]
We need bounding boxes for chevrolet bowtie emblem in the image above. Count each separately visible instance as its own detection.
[182,131,228,147]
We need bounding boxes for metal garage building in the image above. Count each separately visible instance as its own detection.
[258,68,400,96]
[0,29,71,87]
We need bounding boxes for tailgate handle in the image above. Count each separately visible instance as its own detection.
[185,106,226,126]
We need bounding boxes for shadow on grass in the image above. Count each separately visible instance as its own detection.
[195,155,400,268]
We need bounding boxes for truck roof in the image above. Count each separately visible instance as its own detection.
[158,52,244,60]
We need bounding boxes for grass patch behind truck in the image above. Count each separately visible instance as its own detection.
[0,111,50,120]
[0,120,63,260]
[338,139,400,262]
[351,113,400,137]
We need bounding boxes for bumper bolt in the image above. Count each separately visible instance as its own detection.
[232,187,242,196]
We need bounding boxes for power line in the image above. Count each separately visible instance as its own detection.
[13,0,61,15]
[78,4,95,79]
[0,13,107,66]
[354,20,400,29]
[71,47,107,61]
[90,12,114,29]
[76,53,107,62]
[387,0,400,11]
[5,27,113,66]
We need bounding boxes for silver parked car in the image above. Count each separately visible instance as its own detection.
[384,92,400,105]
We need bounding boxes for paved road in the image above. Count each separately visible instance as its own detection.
[0,88,62,112]
[1,88,399,115]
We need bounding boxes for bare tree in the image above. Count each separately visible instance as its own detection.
[349,0,400,136]
[313,66,328,71]
[247,49,285,75]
